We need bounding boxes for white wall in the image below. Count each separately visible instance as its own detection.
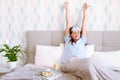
[0,0,120,47]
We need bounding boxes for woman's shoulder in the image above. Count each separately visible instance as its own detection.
[78,36,87,43]
[64,34,71,42]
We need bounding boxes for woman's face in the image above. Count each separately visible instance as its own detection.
[71,31,81,42]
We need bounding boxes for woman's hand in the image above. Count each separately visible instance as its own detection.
[64,2,69,10]
[83,2,90,10]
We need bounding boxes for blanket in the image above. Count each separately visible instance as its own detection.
[0,64,62,80]
[61,57,120,80]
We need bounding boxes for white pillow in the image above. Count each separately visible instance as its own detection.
[85,45,95,58]
[93,50,120,68]
[59,43,95,58]
[35,45,63,67]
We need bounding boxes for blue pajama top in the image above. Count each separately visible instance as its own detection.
[61,35,87,64]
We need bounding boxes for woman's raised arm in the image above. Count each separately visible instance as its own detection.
[81,3,89,37]
[64,2,71,36]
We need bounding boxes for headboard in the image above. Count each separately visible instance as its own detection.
[26,31,120,63]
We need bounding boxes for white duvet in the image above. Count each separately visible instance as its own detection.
[1,64,63,80]
[62,57,120,80]
[1,50,120,80]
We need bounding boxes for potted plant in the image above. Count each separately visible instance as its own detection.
[0,44,26,69]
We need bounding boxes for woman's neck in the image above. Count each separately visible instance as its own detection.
[73,39,79,43]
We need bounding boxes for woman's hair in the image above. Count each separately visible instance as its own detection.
[69,26,82,45]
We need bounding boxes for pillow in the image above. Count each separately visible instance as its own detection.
[85,45,95,58]
[35,45,63,67]
[59,43,95,58]
[93,50,120,68]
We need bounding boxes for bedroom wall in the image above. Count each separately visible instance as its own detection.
[0,0,120,47]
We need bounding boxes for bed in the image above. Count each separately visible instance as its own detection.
[1,31,120,80]
[26,31,120,63]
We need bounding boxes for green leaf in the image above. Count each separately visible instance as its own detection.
[0,49,6,52]
[4,44,10,50]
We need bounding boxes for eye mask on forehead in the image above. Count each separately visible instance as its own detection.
[71,26,81,32]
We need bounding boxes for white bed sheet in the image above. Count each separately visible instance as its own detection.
[1,50,120,80]
[0,64,77,80]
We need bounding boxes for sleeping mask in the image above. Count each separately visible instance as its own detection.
[71,26,81,32]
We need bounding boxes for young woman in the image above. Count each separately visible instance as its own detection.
[61,2,120,80]
[61,2,89,64]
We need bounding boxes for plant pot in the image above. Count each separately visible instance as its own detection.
[9,61,17,69]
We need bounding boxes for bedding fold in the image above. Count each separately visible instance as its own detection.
[61,57,120,80]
